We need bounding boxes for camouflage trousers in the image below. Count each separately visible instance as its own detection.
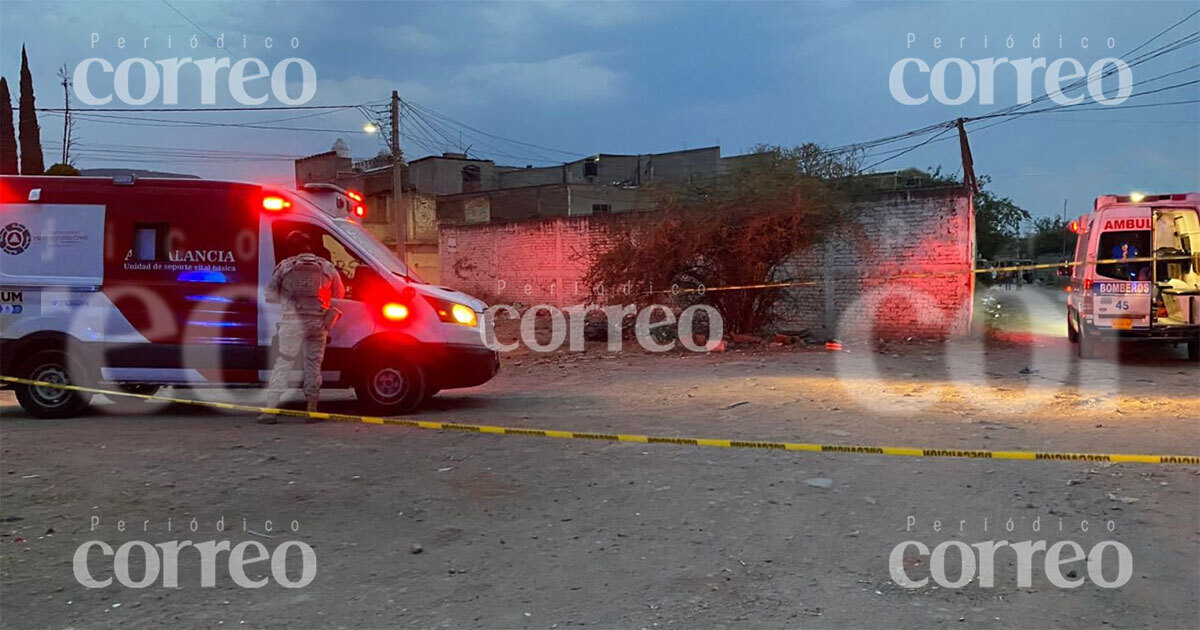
[267,316,329,400]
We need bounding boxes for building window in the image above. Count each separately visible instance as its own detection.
[132,223,169,261]
[365,195,389,224]
[462,165,482,193]
[583,159,599,178]
[592,204,611,215]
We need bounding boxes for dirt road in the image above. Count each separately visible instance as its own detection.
[2,287,1198,628]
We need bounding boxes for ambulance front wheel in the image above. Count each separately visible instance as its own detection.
[354,355,426,416]
[14,349,93,419]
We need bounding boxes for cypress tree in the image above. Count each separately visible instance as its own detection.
[18,45,45,175]
[0,77,17,175]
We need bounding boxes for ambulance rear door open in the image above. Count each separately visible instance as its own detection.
[1090,209,1153,331]
[1154,205,1200,326]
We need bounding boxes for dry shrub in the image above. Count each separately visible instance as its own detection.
[584,144,861,334]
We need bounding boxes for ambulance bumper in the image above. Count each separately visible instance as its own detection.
[419,343,500,390]
[1086,323,1200,341]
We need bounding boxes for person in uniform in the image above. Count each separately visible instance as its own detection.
[259,231,344,423]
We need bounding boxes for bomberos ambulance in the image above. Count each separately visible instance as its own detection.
[1065,192,1200,360]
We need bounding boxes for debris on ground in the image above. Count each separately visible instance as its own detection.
[730,333,762,345]
[1107,492,1139,504]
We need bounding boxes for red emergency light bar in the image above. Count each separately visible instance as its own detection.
[1069,220,1080,233]
[1097,193,1194,209]
[1113,194,1188,203]
[347,190,363,202]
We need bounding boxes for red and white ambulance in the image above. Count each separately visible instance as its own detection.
[1066,192,1200,360]
[0,175,499,417]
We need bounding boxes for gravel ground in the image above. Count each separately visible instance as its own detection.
[1,287,1197,628]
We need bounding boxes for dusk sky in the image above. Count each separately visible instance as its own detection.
[1,0,1197,221]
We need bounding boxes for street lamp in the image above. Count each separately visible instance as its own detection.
[363,122,379,134]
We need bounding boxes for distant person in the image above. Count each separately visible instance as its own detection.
[1113,241,1143,281]
[260,231,345,424]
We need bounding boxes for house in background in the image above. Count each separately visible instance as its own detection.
[294,139,442,283]
[438,147,726,223]
[294,142,749,284]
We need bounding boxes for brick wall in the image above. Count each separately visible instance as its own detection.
[774,186,975,339]
[439,215,630,305]
[438,186,975,338]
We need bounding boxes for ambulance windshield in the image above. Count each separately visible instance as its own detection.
[336,219,424,283]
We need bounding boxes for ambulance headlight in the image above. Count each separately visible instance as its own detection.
[451,303,477,326]
[424,296,478,327]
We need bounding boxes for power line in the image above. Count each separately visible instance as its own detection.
[400,101,582,165]
[405,100,585,159]
[161,0,238,60]
[42,111,369,134]
[976,27,1199,122]
[73,140,302,159]
[860,125,955,171]
[850,19,1200,169]
[837,14,1200,163]
[1123,8,1200,59]
[34,104,375,113]
[968,78,1200,123]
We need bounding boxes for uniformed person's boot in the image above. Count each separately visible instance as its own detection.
[257,394,281,424]
[304,396,323,423]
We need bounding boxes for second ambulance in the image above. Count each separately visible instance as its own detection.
[1066,192,1200,360]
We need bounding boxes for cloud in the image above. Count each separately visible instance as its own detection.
[373,24,448,55]
[307,75,435,107]
[454,52,621,104]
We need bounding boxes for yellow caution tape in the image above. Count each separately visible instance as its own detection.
[655,254,1197,295]
[2,375,1197,465]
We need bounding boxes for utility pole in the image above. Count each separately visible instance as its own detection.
[58,64,72,165]
[955,118,978,194]
[390,90,407,264]
[1061,198,1069,257]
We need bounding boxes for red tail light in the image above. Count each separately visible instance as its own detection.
[1084,278,1094,291]
[347,190,363,202]
[382,302,409,321]
[353,205,366,218]
[262,196,291,211]
[1069,220,1080,233]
